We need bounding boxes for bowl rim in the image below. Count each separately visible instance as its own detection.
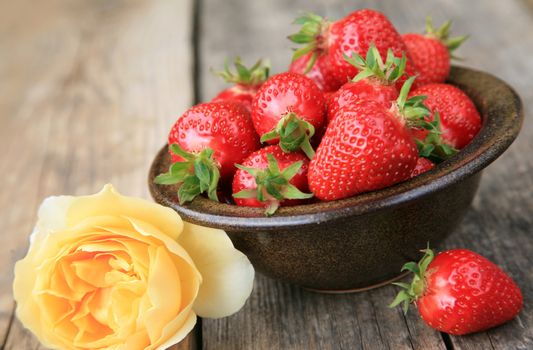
[149,66,524,230]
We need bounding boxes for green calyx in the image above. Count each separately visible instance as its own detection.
[394,76,431,125]
[415,111,458,163]
[288,12,331,73]
[154,144,220,204]
[233,154,314,216]
[214,57,270,86]
[425,16,468,54]
[260,113,316,160]
[395,78,458,162]
[343,44,407,84]
[389,246,435,314]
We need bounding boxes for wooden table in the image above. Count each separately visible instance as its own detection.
[1,0,532,349]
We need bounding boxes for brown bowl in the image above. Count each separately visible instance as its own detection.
[148,66,523,292]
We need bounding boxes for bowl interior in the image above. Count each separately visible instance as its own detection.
[149,66,523,230]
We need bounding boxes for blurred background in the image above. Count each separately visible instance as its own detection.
[1,0,532,349]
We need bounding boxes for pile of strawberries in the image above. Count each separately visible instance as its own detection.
[156,9,482,215]
[155,9,524,336]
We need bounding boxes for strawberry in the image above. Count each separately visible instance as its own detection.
[402,17,468,86]
[212,57,270,112]
[409,83,482,149]
[410,158,434,178]
[327,45,405,124]
[155,101,260,204]
[252,72,326,159]
[308,77,427,201]
[390,248,523,335]
[232,145,313,215]
[288,10,419,90]
[289,52,343,92]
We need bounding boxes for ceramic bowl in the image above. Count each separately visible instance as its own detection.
[148,66,523,292]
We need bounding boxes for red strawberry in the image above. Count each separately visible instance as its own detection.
[308,78,426,200]
[403,17,468,86]
[391,248,523,335]
[289,52,343,92]
[155,101,260,203]
[212,57,269,112]
[327,45,405,124]
[410,158,434,177]
[252,72,326,159]
[288,10,419,90]
[409,83,481,149]
[232,145,312,215]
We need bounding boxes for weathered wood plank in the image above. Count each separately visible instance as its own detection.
[0,0,196,349]
[199,0,533,349]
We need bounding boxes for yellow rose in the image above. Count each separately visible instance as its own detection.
[13,185,254,350]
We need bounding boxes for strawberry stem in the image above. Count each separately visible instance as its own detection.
[213,57,270,86]
[415,111,458,163]
[425,16,468,54]
[154,144,220,204]
[344,44,407,84]
[288,12,331,72]
[233,153,313,216]
[394,77,431,127]
[260,113,316,159]
[389,246,435,314]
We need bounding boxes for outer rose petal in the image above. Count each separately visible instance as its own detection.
[67,184,183,240]
[178,222,255,318]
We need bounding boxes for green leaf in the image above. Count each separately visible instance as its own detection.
[177,176,201,204]
[265,201,280,216]
[194,159,211,189]
[265,181,284,200]
[281,161,303,180]
[212,57,270,85]
[397,76,416,110]
[233,189,258,199]
[291,44,316,62]
[419,248,435,275]
[303,52,318,74]
[170,143,195,160]
[401,261,420,275]
[235,163,260,177]
[154,173,181,185]
[391,282,411,290]
[389,290,410,308]
[169,161,192,175]
[288,12,328,67]
[288,33,313,44]
[282,184,314,200]
[263,113,316,159]
[266,154,281,174]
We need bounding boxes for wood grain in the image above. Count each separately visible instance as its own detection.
[0,0,196,348]
[199,0,533,349]
[1,0,532,349]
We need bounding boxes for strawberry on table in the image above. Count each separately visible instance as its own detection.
[252,72,326,159]
[327,45,405,124]
[155,101,260,204]
[390,248,523,335]
[308,77,428,201]
[409,83,482,149]
[403,17,468,86]
[232,145,313,215]
[212,57,270,112]
[288,9,419,90]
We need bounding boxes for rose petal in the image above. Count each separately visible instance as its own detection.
[30,195,74,244]
[178,222,254,318]
[66,184,183,240]
[153,310,196,350]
